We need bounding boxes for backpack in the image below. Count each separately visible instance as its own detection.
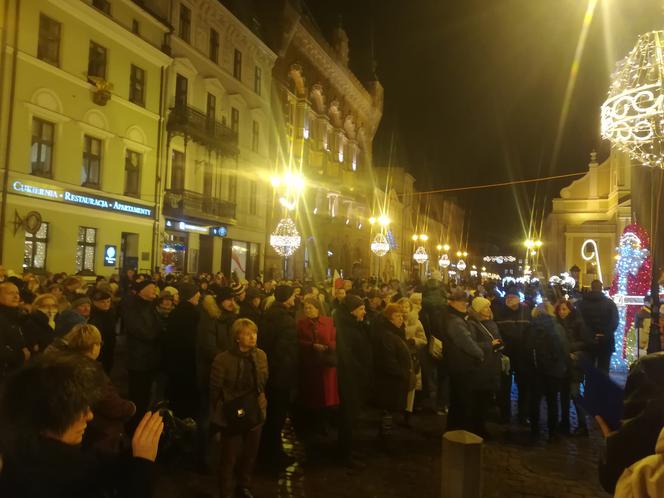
[525,325,558,375]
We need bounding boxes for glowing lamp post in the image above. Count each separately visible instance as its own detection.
[371,233,390,257]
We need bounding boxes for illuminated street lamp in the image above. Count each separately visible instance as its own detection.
[413,246,429,265]
[443,244,450,252]
[457,259,467,271]
[436,244,443,252]
[439,253,450,268]
[371,233,390,257]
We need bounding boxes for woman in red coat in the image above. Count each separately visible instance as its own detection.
[296,297,340,455]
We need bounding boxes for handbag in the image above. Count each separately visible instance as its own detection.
[312,321,337,367]
[221,356,264,435]
[429,335,443,360]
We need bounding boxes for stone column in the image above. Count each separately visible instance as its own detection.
[441,430,483,498]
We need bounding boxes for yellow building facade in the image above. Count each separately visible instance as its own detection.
[0,0,171,275]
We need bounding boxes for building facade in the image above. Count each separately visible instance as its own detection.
[543,150,632,286]
[0,0,171,275]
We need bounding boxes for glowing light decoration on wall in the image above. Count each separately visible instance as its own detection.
[601,31,664,168]
[270,217,301,257]
[413,246,428,265]
[370,233,390,257]
[439,253,450,268]
[581,239,603,283]
[456,259,467,271]
[609,224,651,372]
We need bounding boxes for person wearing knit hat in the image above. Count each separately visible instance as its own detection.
[54,296,91,337]
[471,296,492,318]
[215,287,236,312]
[274,285,295,304]
[231,281,247,303]
[238,286,263,324]
[162,286,180,304]
[178,282,199,304]
[343,294,364,315]
[89,290,116,373]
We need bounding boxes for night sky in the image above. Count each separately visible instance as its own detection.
[305,0,663,251]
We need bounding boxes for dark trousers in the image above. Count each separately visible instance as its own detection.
[560,378,587,431]
[261,384,291,458]
[529,375,561,434]
[128,369,157,430]
[219,425,262,498]
[447,375,473,432]
[470,390,492,437]
[499,370,528,422]
[596,350,612,375]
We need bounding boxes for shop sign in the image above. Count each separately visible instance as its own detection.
[104,245,117,266]
[165,218,227,237]
[210,226,227,237]
[11,180,153,218]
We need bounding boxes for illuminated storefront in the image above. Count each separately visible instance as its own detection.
[162,218,227,275]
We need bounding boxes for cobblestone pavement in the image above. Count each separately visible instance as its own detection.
[153,412,611,498]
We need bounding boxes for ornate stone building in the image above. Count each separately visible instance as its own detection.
[258,1,383,281]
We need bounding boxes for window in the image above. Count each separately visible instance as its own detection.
[209,29,219,63]
[129,64,145,106]
[31,118,54,177]
[206,93,216,129]
[132,19,140,34]
[179,4,191,43]
[24,222,49,270]
[251,120,259,152]
[124,150,141,197]
[38,14,61,66]
[175,73,187,108]
[254,66,262,95]
[249,180,257,215]
[228,170,237,203]
[92,0,110,14]
[88,41,107,80]
[203,161,213,197]
[81,135,102,187]
[233,49,242,80]
[171,150,185,190]
[231,107,239,136]
[76,227,97,272]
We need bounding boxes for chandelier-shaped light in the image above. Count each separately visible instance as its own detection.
[457,259,467,271]
[439,253,450,268]
[371,233,390,257]
[270,217,301,257]
[413,246,428,265]
[601,31,664,168]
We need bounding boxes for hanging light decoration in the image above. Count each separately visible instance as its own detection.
[457,259,467,271]
[371,233,390,257]
[439,253,450,268]
[270,217,301,257]
[413,246,428,265]
[601,31,664,168]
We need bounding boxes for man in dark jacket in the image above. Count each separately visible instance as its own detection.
[259,285,298,467]
[239,286,263,325]
[421,278,448,412]
[494,290,531,423]
[88,290,116,374]
[577,280,619,374]
[334,293,372,466]
[0,282,29,384]
[54,296,90,337]
[122,279,161,424]
[163,283,201,419]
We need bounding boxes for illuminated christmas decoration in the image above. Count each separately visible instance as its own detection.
[581,239,603,283]
[439,253,450,268]
[610,224,651,371]
[483,255,517,264]
[601,31,664,168]
[270,217,301,257]
[370,233,390,257]
[413,246,428,265]
[457,259,467,271]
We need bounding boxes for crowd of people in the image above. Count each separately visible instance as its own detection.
[0,266,663,497]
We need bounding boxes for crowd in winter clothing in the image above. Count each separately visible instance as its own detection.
[0,266,664,497]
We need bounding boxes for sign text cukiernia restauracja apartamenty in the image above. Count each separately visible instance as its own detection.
[11,180,153,218]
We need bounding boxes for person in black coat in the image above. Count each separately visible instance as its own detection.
[0,353,164,498]
[577,280,619,374]
[88,290,117,374]
[556,300,594,435]
[372,303,412,447]
[258,285,298,467]
[0,282,30,384]
[162,283,201,419]
[493,291,531,423]
[238,286,263,325]
[122,280,162,426]
[22,293,58,354]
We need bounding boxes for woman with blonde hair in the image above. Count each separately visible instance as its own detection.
[22,293,59,353]
[397,297,426,424]
[210,318,268,498]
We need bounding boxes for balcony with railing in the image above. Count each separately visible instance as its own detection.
[163,189,236,224]
[167,105,239,157]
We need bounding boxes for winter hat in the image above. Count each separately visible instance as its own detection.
[70,296,91,309]
[91,290,111,302]
[471,297,491,314]
[409,292,423,306]
[246,286,262,301]
[163,286,179,298]
[231,282,246,296]
[344,294,364,312]
[178,282,198,303]
[215,286,234,304]
[133,279,154,292]
[334,278,345,290]
[448,287,468,302]
[274,285,295,303]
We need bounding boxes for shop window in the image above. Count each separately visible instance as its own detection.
[179,4,191,43]
[233,49,242,80]
[162,232,187,274]
[129,64,145,106]
[37,14,61,67]
[124,150,141,197]
[87,41,107,80]
[231,107,239,137]
[81,135,102,187]
[249,180,257,215]
[171,150,185,190]
[24,222,49,270]
[251,120,259,152]
[76,226,97,272]
[209,28,219,63]
[31,118,54,177]
[254,66,262,95]
[92,0,111,14]
[231,241,248,280]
